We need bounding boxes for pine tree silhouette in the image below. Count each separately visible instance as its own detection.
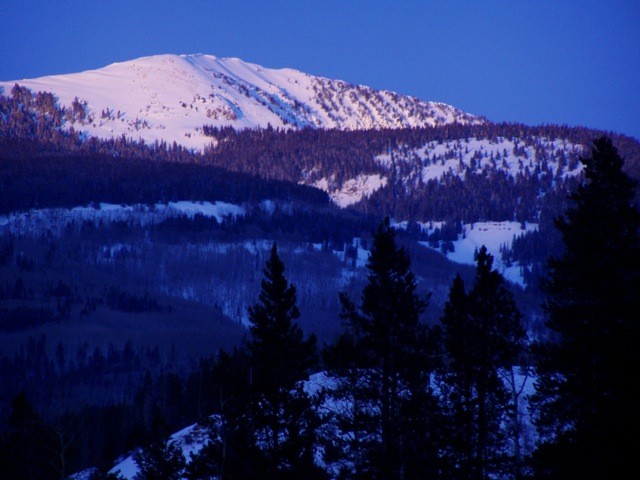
[335,218,439,479]
[246,243,324,480]
[531,137,640,479]
[439,247,525,480]
[136,439,186,480]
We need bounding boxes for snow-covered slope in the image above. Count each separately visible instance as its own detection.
[0,53,481,149]
[0,201,244,237]
[108,421,215,479]
[423,221,538,286]
[89,370,535,480]
[376,136,585,190]
[313,174,388,208]
[312,135,584,212]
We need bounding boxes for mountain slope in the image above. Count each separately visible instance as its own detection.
[0,53,481,149]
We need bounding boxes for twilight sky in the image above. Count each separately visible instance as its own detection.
[1,0,639,139]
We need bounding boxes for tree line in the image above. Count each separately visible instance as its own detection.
[0,136,328,215]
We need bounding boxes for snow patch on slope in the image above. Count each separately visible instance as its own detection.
[109,421,215,479]
[0,201,244,237]
[167,200,244,219]
[75,369,535,479]
[421,221,538,286]
[314,174,387,208]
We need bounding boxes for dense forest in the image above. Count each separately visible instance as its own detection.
[1,87,639,478]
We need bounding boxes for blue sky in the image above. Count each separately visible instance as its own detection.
[1,0,639,139]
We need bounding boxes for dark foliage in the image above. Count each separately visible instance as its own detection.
[531,137,640,479]
[136,438,186,480]
[0,306,56,332]
[439,247,526,479]
[0,137,328,215]
[332,218,440,479]
[0,393,60,480]
[244,243,324,479]
[105,286,170,313]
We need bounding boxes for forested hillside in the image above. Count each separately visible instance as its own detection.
[1,85,638,478]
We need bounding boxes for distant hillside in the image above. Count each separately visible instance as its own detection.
[0,53,482,149]
[2,82,639,291]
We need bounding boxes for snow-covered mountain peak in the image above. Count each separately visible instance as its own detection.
[1,53,483,149]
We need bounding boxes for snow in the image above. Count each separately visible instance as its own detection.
[314,174,387,208]
[375,137,584,188]
[310,135,584,210]
[66,469,96,480]
[109,454,139,480]
[447,221,536,265]
[108,420,215,479]
[420,221,538,286]
[0,201,245,237]
[307,369,537,477]
[166,200,244,220]
[168,421,215,461]
[1,53,480,150]
[73,369,535,480]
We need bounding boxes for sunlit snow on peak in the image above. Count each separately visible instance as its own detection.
[1,53,482,150]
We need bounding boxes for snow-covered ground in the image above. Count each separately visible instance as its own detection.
[376,136,584,188]
[109,421,215,479]
[0,201,244,236]
[419,221,538,286]
[308,136,584,210]
[76,369,535,480]
[1,53,480,150]
[314,174,387,208]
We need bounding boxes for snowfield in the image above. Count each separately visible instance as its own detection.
[442,221,538,286]
[1,53,481,150]
[394,220,537,286]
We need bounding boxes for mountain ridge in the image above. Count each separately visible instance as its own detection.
[0,53,482,149]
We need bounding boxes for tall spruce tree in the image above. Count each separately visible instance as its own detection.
[531,137,640,479]
[334,218,439,479]
[439,247,526,480]
[246,243,324,480]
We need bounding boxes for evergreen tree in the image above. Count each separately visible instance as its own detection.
[136,438,186,480]
[322,310,380,479]
[439,247,526,480]
[184,438,222,480]
[0,392,58,480]
[245,243,324,479]
[334,218,439,479]
[531,137,640,479]
[438,275,476,480]
[196,349,259,480]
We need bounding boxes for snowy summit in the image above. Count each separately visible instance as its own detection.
[0,53,482,149]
